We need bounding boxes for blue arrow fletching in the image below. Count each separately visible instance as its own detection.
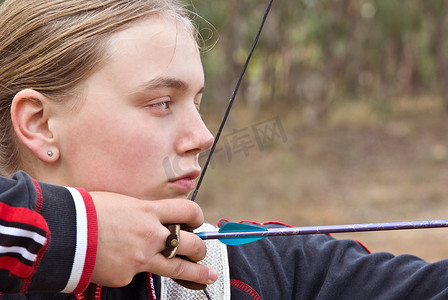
[216,222,267,245]
[196,222,268,245]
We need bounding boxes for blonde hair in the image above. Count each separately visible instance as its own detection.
[0,0,196,176]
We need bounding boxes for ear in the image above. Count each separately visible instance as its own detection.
[11,89,59,163]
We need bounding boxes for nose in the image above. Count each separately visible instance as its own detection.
[175,107,214,155]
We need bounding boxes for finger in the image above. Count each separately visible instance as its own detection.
[150,199,204,229]
[153,254,218,285]
[175,230,206,262]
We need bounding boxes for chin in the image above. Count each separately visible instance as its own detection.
[141,191,190,201]
[171,193,190,199]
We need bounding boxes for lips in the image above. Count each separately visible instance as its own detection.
[169,169,201,192]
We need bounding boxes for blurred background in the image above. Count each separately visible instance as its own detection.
[188,0,448,262]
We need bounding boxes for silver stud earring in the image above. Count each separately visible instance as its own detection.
[47,151,53,157]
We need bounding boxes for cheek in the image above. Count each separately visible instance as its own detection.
[59,115,171,195]
[71,125,158,169]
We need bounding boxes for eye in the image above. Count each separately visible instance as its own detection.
[144,97,172,116]
[146,97,172,112]
[151,101,171,110]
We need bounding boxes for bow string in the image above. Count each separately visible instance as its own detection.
[191,0,275,202]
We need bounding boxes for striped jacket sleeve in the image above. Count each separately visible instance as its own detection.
[0,171,97,294]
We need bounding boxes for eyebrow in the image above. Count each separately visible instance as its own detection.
[138,76,204,94]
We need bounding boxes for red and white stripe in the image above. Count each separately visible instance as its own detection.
[62,187,97,294]
[0,202,49,278]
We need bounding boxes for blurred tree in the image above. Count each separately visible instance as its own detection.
[188,0,448,121]
[423,1,448,111]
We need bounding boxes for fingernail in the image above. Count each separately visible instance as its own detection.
[208,267,218,283]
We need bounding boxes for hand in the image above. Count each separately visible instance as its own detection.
[89,192,218,287]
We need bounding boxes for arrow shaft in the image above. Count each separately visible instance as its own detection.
[198,220,448,240]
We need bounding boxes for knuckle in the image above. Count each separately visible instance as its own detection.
[146,228,169,252]
[128,247,148,268]
[171,260,187,278]
[135,250,148,265]
[185,201,203,222]
[191,237,206,261]
[142,201,157,215]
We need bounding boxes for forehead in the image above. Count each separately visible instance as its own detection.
[79,14,203,98]
[106,14,196,60]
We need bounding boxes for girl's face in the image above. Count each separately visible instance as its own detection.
[51,16,214,200]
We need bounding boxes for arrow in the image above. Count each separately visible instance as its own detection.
[196,220,448,245]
